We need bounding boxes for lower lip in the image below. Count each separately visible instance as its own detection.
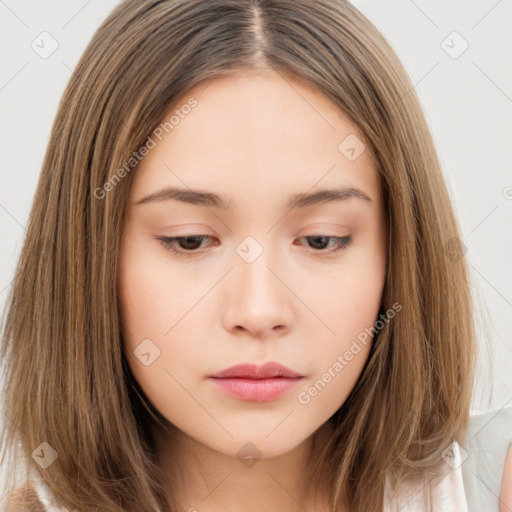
[208,377,303,402]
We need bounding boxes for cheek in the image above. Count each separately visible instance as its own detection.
[315,242,386,346]
[117,243,205,414]
[117,239,201,343]
[295,290,381,415]
[303,242,385,405]
[117,234,219,374]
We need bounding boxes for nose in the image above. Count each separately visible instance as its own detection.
[221,246,294,338]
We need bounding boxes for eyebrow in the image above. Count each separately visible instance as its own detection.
[134,186,372,209]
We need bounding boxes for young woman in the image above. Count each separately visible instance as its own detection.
[1,1,511,511]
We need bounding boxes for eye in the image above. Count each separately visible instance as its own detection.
[155,235,217,257]
[297,235,353,255]
[155,234,353,258]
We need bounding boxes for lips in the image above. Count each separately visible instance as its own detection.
[209,362,304,379]
[208,362,305,402]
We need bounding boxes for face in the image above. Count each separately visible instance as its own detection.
[117,69,387,460]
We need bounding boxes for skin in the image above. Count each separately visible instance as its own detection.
[501,444,512,512]
[117,69,387,512]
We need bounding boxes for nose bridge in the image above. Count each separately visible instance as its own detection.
[222,234,292,335]
[236,234,282,306]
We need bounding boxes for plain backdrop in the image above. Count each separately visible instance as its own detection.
[1,0,511,481]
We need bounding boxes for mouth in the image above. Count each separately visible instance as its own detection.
[208,362,305,402]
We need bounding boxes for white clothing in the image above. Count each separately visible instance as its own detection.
[29,406,512,511]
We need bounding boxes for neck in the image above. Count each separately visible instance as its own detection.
[152,420,335,512]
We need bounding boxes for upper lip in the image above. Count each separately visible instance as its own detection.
[209,362,304,379]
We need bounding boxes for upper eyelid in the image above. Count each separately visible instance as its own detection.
[157,234,352,251]
[159,234,350,242]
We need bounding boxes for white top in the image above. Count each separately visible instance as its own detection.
[384,405,512,511]
[30,406,512,511]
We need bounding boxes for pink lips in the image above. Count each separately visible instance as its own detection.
[208,362,305,402]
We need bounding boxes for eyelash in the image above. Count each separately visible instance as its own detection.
[154,234,353,258]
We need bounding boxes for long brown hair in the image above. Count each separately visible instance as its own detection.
[0,1,476,510]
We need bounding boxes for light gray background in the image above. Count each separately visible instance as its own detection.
[0,0,511,456]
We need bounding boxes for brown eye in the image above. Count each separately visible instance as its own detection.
[298,235,353,253]
[155,235,217,256]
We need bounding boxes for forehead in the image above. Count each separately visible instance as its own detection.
[130,69,380,206]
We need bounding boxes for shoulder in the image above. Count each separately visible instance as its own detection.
[461,404,512,511]
[383,406,512,512]
[467,404,512,436]
[4,483,46,512]
[3,472,64,512]
[383,440,469,512]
